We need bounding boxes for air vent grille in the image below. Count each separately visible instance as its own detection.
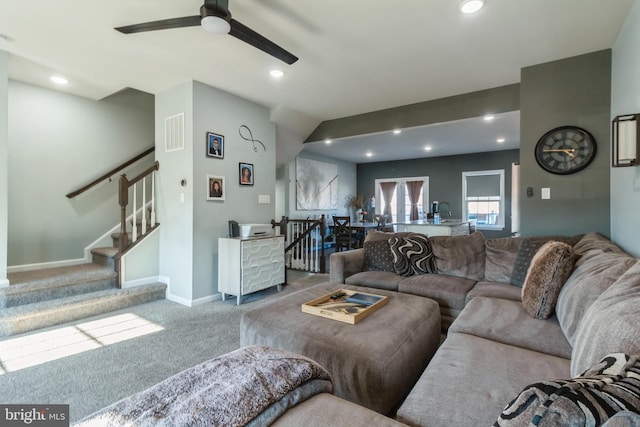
[165,113,185,152]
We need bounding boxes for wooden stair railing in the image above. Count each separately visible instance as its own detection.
[271,215,327,273]
[116,161,160,287]
[66,146,155,199]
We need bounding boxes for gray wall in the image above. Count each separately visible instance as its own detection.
[8,81,155,266]
[156,82,195,303]
[0,51,7,285]
[611,0,640,257]
[284,150,357,223]
[519,50,612,238]
[192,80,276,301]
[357,149,519,239]
[156,80,276,304]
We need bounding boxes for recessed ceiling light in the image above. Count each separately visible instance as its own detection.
[497,138,506,143]
[270,69,284,78]
[325,139,332,144]
[393,129,402,135]
[424,146,432,151]
[50,75,68,85]
[483,115,495,122]
[366,152,373,157]
[460,0,485,14]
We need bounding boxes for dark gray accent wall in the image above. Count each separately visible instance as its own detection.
[519,50,611,237]
[357,149,519,239]
[306,84,520,142]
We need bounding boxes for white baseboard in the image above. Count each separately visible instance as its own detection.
[8,258,88,274]
[0,278,9,288]
[122,275,166,289]
[165,291,221,307]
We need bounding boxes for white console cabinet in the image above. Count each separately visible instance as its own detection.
[218,235,285,305]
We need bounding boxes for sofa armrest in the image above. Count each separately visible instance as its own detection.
[330,249,365,284]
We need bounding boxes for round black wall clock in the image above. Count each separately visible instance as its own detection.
[534,126,597,175]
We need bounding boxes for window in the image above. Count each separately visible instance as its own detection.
[375,177,429,223]
[462,169,505,230]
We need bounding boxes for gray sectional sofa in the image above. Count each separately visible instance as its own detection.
[330,230,640,426]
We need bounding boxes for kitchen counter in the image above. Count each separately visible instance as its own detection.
[392,219,476,236]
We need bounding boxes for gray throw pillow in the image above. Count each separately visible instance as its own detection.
[510,239,545,287]
[363,239,395,272]
[494,353,640,427]
[521,241,576,320]
[389,234,437,277]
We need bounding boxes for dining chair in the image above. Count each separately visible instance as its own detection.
[332,216,359,252]
[374,214,388,231]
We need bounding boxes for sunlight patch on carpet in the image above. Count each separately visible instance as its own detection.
[0,313,164,374]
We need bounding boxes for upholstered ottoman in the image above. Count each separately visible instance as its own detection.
[240,282,441,415]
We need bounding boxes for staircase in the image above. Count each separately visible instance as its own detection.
[0,242,166,337]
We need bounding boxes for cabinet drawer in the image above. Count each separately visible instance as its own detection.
[241,238,284,266]
[243,261,285,294]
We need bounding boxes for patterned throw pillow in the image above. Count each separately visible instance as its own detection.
[363,239,395,272]
[389,234,437,277]
[510,239,545,287]
[494,353,640,427]
[521,241,576,319]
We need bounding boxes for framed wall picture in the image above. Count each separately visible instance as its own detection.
[207,175,225,201]
[239,162,254,186]
[206,132,224,159]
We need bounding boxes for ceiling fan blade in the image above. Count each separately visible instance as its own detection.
[115,16,201,34]
[229,19,298,65]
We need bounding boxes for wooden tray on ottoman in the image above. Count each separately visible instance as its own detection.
[301,288,388,324]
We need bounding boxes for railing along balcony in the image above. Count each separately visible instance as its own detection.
[272,215,327,273]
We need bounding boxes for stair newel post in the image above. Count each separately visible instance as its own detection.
[141,175,147,235]
[118,174,129,254]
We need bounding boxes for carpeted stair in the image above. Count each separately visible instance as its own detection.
[1,245,166,337]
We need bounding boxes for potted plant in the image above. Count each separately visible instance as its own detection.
[344,194,369,221]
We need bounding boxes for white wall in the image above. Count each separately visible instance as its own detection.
[0,51,8,287]
[7,81,154,266]
[611,0,640,257]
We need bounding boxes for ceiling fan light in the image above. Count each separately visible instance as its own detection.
[201,15,230,34]
[460,0,485,14]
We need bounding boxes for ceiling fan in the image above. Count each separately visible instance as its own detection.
[114,0,298,65]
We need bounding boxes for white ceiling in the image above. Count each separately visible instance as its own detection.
[0,0,633,163]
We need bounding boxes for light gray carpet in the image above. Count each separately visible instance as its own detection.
[0,273,330,423]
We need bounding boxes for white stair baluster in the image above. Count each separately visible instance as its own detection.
[151,171,156,227]
[132,183,137,242]
[142,176,147,235]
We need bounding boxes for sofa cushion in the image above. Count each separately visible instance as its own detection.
[572,232,627,256]
[450,297,572,359]
[484,237,523,283]
[510,239,545,287]
[398,274,476,310]
[344,271,403,291]
[389,234,437,276]
[521,241,576,320]
[430,231,486,281]
[494,353,640,427]
[465,281,522,304]
[363,239,395,272]
[555,248,636,346]
[571,260,640,377]
[396,332,570,427]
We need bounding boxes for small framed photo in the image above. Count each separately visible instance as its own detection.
[239,163,254,186]
[207,175,225,201]
[206,132,224,159]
